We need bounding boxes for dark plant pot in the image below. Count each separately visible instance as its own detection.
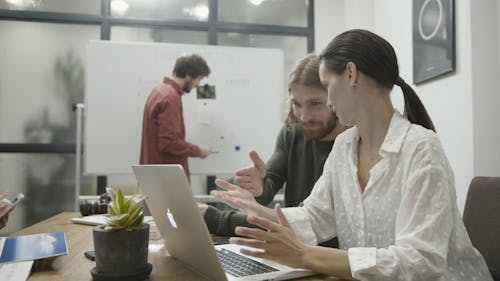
[91,223,152,281]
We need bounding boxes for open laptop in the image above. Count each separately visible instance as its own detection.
[132,164,315,281]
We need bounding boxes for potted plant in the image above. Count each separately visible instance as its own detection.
[91,187,152,281]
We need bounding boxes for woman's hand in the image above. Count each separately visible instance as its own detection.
[229,204,308,269]
[0,191,11,230]
[0,208,10,229]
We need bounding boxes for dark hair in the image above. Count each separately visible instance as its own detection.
[172,54,211,79]
[319,29,435,132]
[285,54,326,129]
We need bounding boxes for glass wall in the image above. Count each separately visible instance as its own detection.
[0,153,95,234]
[0,0,314,234]
[110,0,210,21]
[0,21,99,143]
[0,20,99,234]
[0,0,100,14]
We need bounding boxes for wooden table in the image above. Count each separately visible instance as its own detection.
[13,212,337,281]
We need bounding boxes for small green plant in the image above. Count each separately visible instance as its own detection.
[105,187,147,231]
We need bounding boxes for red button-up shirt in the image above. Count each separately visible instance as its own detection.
[139,77,201,179]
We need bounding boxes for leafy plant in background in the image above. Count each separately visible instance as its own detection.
[105,187,147,231]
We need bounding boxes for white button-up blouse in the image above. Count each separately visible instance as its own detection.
[282,111,492,281]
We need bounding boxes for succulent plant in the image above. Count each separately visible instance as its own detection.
[105,187,147,231]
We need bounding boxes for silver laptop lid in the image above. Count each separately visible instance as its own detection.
[132,164,228,281]
[133,164,315,281]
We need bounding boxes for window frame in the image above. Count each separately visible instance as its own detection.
[0,0,315,190]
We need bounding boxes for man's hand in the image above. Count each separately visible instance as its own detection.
[199,146,211,159]
[235,150,267,197]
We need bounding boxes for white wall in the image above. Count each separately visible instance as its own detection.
[343,0,373,31]
[314,0,345,52]
[470,0,500,177]
[314,0,373,52]
[374,0,475,212]
[315,0,500,212]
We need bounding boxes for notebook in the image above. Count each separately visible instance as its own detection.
[0,232,68,264]
[132,164,315,281]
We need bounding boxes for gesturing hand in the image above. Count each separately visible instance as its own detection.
[235,150,267,197]
[211,179,262,216]
[230,204,307,269]
[198,146,211,159]
[197,202,209,217]
[0,191,11,230]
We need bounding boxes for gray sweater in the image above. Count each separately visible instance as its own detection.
[204,124,334,237]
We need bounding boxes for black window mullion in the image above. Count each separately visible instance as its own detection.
[0,143,76,154]
[307,0,315,52]
[108,17,210,31]
[101,0,110,40]
[0,9,102,25]
[208,0,217,45]
[216,21,310,37]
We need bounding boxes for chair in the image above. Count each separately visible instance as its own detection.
[463,176,500,280]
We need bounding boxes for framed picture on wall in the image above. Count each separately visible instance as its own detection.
[412,0,455,84]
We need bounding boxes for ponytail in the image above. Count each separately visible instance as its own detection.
[395,77,436,132]
[319,30,436,132]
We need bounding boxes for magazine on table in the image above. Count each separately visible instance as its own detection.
[0,232,68,264]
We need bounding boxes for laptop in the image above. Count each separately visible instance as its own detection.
[132,164,315,281]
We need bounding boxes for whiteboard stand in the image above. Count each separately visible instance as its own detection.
[206,175,217,194]
[73,103,85,211]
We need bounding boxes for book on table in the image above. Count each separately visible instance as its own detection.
[0,232,68,264]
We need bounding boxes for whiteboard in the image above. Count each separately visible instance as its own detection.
[85,40,283,175]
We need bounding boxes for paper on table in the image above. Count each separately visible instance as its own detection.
[71,215,159,240]
[71,214,154,226]
[0,260,33,281]
[0,238,33,281]
[71,214,108,226]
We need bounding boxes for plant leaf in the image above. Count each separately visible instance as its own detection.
[103,187,146,231]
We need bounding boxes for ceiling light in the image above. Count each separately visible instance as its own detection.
[248,0,265,6]
[6,0,40,8]
[183,4,209,21]
[111,0,129,16]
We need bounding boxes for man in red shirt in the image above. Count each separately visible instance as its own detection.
[140,54,212,180]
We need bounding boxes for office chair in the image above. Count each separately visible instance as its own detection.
[463,176,500,281]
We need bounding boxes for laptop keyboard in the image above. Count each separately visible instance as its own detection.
[216,248,279,277]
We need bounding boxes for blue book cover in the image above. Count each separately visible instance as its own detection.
[0,232,68,264]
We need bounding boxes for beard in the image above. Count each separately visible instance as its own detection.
[183,81,194,93]
[300,113,338,140]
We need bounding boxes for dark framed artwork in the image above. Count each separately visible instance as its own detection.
[412,0,455,84]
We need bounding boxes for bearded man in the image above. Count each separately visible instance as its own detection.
[199,54,345,248]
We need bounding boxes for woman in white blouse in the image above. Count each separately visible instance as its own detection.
[213,29,493,280]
